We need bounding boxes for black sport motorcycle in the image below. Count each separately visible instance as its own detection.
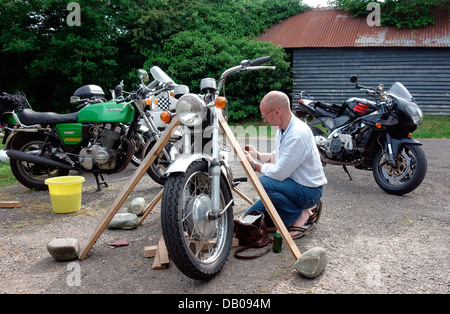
[293,76,427,195]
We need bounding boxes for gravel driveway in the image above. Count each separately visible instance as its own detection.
[0,139,448,294]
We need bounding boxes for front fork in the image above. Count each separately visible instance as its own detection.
[209,107,223,219]
[384,132,396,166]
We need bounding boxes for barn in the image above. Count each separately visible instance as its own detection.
[257,4,450,115]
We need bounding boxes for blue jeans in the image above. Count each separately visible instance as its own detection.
[245,176,322,228]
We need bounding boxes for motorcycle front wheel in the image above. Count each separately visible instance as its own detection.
[373,144,427,195]
[9,133,70,190]
[161,160,234,281]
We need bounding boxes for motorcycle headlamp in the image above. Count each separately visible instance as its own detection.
[176,94,206,127]
[405,103,424,125]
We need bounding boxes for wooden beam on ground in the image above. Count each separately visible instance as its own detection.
[0,201,21,208]
[218,112,302,261]
[78,117,181,260]
[152,237,170,270]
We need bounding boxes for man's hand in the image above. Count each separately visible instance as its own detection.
[243,150,255,164]
[244,145,259,160]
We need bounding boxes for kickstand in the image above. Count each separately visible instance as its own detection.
[342,165,353,181]
[94,172,109,191]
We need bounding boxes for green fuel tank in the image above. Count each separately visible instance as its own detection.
[77,101,135,123]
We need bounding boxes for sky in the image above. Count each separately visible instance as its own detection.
[303,0,331,8]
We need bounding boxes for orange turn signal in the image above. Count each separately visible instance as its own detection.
[375,123,382,129]
[215,97,227,109]
[146,98,151,106]
[160,111,171,124]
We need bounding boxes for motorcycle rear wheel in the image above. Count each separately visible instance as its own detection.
[161,160,233,281]
[373,144,427,195]
[9,133,70,190]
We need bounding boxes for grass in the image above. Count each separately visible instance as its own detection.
[0,115,448,188]
[414,115,450,139]
[229,115,450,139]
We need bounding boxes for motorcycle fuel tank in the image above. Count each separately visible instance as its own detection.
[346,98,377,116]
[77,101,135,123]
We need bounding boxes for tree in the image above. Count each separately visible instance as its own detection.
[329,0,446,29]
[142,0,308,120]
[0,0,307,119]
[0,0,145,112]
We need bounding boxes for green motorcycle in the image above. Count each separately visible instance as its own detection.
[0,68,185,191]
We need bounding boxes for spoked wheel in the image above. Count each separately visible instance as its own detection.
[9,133,70,190]
[373,144,427,195]
[161,160,234,281]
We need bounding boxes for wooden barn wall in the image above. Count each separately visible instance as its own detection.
[292,48,450,115]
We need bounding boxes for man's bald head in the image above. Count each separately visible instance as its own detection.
[260,91,290,113]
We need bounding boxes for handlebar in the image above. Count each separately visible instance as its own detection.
[249,56,271,67]
[217,56,276,92]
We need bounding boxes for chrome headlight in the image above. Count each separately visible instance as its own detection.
[176,94,206,127]
[405,103,424,125]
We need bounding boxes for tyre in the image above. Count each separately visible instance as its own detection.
[130,130,151,167]
[373,144,427,195]
[142,139,170,185]
[161,160,234,280]
[9,133,70,190]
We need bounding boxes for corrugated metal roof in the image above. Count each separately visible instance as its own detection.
[257,4,450,48]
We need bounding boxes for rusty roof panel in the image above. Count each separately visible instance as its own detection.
[257,4,450,48]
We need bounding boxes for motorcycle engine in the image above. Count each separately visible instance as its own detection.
[316,121,366,159]
[323,134,354,158]
[79,124,123,170]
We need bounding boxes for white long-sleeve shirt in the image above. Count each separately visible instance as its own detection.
[261,116,327,188]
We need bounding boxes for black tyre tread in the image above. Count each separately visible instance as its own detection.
[373,144,427,195]
[9,133,70,190]
[161,161,233,281]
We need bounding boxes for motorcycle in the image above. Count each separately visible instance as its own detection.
[0,67,186,191]
[293,76,427,195]
[158,56,275,280]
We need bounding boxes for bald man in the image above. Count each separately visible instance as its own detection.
[244,91,327,239]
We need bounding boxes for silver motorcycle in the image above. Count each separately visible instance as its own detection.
[160,57,275,280]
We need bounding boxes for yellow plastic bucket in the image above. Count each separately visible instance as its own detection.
[45,176,85,214]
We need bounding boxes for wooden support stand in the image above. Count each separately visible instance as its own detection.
[218,112,302,261]
[78,117,180,260]
[78,111,302,263]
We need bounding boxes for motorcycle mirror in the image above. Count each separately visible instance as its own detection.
[138,69,150,84]
[70,96,81,104]
[114,84,123,97]
[350,75,358,83]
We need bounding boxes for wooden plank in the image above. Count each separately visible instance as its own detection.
[79,117,181,260]
[144,245,158,258]
[137,188,164,226]
[232,186,254,206]
[152,237,170,270]
[152,248,166,270]
[157,237,170,265]
[0,201,21,208]
[218,112,302,261]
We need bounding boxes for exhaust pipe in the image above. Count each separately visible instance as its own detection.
[6,149,72,170]
[320,155,363,167]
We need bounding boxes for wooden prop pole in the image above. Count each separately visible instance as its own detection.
[137,189,164,226]
[218,112,302,261]
[79,117,181,260]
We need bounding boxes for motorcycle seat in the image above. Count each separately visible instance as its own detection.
[17,109,79,125]
[314,102,342,118]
